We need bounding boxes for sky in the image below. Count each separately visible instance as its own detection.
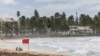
[0,0,100,20]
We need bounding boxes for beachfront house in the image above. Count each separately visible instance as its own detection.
[68,26,93,35]
[0,18,18,36]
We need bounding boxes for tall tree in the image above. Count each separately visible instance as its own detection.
[93,14,100,34]
[79,14,93,26]
[4,22,12,37]
[16,11,21,36]
[30,16,37,33]
[67,15,74,26]
[37,17,47,33]
[85,15,93,26]
[79,14,86,26]
[19,15,26,35]
[60,12,69,31]
[26,17,30,30]
[55,12,60,18]
[51,16,56,31]
[54,12,61,31]
[62,12,66,20]
[62,21,69,31]
[34,9,39,18]
[20,16,26,29]
[17,11,20,18]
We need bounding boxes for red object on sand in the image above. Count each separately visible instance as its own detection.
[22,38,29,44]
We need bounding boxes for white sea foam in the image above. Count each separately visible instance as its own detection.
[0,36,100,56]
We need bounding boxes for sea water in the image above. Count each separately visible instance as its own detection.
[0,36,100,56]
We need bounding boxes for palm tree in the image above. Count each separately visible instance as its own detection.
[4,22,12,37]
[34,9,39,18]
[17,11,20,17]
[16,11,21,37]
[67,15,74,26]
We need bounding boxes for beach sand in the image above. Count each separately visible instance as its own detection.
[0,49,65,56]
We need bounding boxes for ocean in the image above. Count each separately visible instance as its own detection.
[0,36,100,56]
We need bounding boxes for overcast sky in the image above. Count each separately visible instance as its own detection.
[0,0,100,19]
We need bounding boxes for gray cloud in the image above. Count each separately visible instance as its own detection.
[0,0,17,5]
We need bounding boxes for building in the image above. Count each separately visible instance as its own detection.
[3,18,13,22]
[0,18,18,32]
[68,26,93,35]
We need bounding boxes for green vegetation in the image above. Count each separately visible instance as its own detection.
[1,10,100,37]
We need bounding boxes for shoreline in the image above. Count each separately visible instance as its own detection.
[0,35,99,38]
[0,49,65,56]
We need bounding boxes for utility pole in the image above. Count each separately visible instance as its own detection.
[76,11,78,25]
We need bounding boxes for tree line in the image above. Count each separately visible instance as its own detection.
[17,10,100,34]
[2,10,100,37]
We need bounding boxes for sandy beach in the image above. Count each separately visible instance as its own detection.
[0,49,65,56]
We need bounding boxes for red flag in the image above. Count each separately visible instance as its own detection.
[22,38,29,44]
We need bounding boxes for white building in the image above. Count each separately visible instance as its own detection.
[0,18,18,32]
[3,18,13,22]
[69,26,93,35]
